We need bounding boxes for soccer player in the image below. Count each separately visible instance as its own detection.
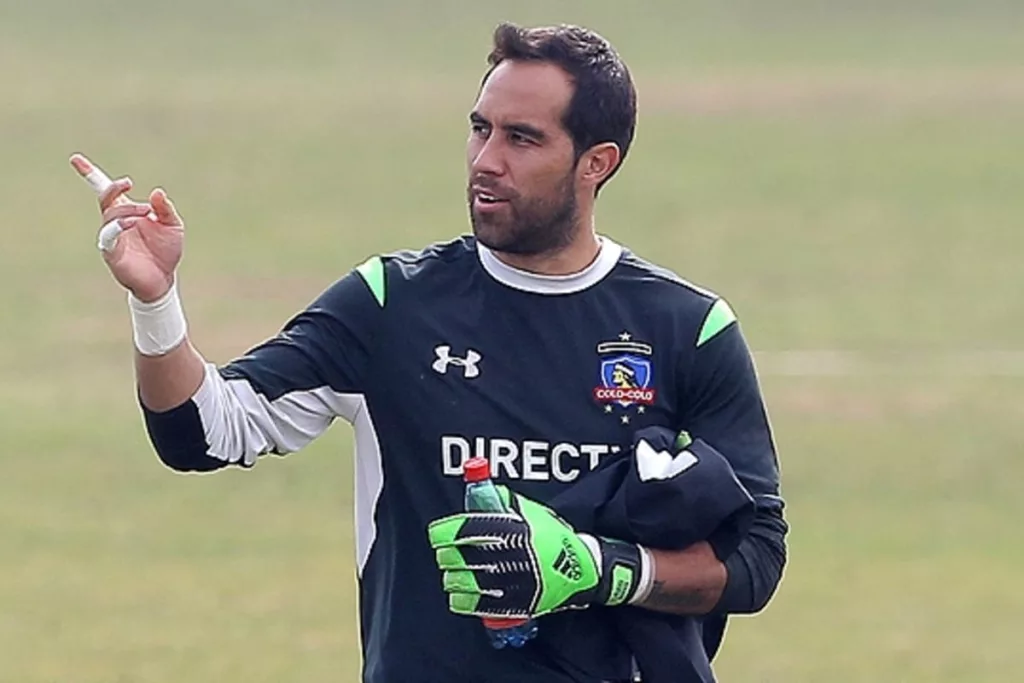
[82,22,787,683]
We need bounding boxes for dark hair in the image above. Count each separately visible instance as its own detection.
[483,22,637,193]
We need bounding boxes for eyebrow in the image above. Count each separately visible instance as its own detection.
[469,111,547,142]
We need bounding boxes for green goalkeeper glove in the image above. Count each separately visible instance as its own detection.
[427,486,652,620]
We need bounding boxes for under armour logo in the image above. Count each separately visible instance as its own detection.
[432,345,482,378]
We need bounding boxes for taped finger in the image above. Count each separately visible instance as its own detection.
[70,154,114,195]
[97,220,123,252]
[84,167,114,195]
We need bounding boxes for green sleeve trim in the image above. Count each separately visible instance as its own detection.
[697,298,736,347]
[355,256,386,308]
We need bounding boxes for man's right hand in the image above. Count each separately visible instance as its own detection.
[72,154,205,410]
[83,156,186,303]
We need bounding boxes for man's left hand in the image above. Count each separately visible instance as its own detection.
[427,486,650,620]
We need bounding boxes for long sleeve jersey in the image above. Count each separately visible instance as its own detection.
[143,235,788,683]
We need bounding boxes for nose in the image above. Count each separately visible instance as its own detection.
[469,133,506,178]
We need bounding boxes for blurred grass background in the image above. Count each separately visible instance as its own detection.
[1,1,1022,681]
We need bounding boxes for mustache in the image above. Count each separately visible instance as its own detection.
[468,176,519,200]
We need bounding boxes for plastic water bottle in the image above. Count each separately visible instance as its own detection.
[463,457,539,649]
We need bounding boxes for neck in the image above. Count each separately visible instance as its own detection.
[492,222,601,276]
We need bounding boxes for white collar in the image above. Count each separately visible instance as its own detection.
[477,236,622,295]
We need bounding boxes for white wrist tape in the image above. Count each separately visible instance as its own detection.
[627,545,656,605]
[128,281,188,356]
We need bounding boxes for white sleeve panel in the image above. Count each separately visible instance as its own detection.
[191,362,365,467]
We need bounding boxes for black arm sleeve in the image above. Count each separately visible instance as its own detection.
[715,505,788,613]
[676,301,789,614]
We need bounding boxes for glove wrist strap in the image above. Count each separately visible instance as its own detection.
[579,534,654,607]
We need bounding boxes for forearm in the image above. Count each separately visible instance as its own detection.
[632,542,726,616]
[631,506,788,617]
[127,281,206,412]
[135,339,206,412]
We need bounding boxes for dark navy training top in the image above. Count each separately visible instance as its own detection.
[142,235,788,683]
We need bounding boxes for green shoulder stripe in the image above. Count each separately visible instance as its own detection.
[355,255,386,308]
[697,298,737,347]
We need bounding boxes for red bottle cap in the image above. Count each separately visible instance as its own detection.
[482,616,528,628]
[463,457,491,482]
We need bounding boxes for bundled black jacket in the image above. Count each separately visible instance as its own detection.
[534,425,788,683]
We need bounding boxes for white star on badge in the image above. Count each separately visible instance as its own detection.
[604,405,613,414]
[619,331,632,341]
[637,406,646,414]
[621,415,630,425]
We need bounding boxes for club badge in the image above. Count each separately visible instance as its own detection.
[593,332,657,417]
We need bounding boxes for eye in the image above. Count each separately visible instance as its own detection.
[509,131,533,146]
[470,122,490,137]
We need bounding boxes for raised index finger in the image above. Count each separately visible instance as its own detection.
[69,153,113,195]
[70,153,132,209]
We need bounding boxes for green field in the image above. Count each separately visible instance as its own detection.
[2,1,1023,681]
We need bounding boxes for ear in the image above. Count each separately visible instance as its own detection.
[577,142,621,191]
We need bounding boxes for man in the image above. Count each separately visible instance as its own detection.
[80,22,787,683]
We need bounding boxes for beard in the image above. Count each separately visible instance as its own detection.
[468,173,579,256]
